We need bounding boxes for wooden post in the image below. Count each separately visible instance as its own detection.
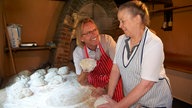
[2,7,17,74]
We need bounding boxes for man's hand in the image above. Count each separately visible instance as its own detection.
[77,72,88,85]
[91,87,107,98]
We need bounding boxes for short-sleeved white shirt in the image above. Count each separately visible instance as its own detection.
[114,28,166,81]
[73,34,116,75]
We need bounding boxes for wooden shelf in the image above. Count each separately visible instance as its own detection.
[5,46,56,52]
[164,53,192,74]
[164,61,192,74]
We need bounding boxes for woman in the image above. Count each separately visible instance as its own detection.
[98,1,172,108]
[73,18,123,102]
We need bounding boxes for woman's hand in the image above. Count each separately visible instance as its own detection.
[97,95,117,108]
[91,87,107,98]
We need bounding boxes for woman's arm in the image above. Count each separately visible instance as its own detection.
[107,64,121,98]
[99,79,154,108]
[115,79,154,108]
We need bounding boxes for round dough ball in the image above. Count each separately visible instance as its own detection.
[79,58,96,72]
[47,68,58,73]
[94,96,108,108]
[48,75,63,85]
[29,78,47,87]
[57,66,69,75]
[34,69,46,76]
[22,88,33,97]
[44,71,57,82]
[30,72,42,80]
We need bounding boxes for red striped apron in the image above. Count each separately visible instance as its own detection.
[84,43,124,102]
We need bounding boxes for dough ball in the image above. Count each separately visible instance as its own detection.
[94,96,108,108]
[57,66,69,75]
[48,75,63,85]
[47,68,58,73]
[30,72,42,80]
[44,71,57,82]
[22,88,33,97]
[29,78,47,87]
[18,70,32,77]
[34,69,46,76]
[79,58,96,72]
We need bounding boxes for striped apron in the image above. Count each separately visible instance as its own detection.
[116,29,172,107]
[84,43,124,102]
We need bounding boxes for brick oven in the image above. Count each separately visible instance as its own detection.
[52,0,123,70]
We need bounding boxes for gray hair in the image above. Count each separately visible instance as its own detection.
[119,1,150,26]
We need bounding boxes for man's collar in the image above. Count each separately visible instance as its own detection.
[87,45,99,52]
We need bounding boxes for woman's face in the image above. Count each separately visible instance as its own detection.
[118,9,137,37]
[81,22,100,50]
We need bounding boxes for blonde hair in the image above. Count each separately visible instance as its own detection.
[75,17,97,48]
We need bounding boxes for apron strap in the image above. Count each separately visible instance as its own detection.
[140,29,148,65]
[84,45,89,58]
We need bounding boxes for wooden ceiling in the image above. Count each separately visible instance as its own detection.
[114,0,173,7]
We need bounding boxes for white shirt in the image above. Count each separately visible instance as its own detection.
[73,34,116,75]
[114,29,166,82]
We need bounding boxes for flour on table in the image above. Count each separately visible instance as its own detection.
[2,66,97,108]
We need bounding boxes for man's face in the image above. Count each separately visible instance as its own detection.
[81,22,100,50]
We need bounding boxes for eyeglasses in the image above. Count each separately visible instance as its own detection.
[82,28,98,36]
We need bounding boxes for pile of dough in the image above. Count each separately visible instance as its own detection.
[6,78,33,100]
[94,96,108,108]
[79,58,97,72]
[3,66,99,108]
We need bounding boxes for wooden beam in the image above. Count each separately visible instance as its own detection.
[150,4,192,13]
[2,2,17,74]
